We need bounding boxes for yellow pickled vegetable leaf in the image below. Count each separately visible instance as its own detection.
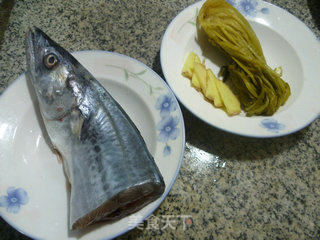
[198,0,291,116]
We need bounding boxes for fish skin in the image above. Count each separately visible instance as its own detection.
[26,27,165,230]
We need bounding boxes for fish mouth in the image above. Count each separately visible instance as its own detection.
[25,27,42,76]
[26,27,51,78]
[26,28,35,63]
[26,27,48,58]
[26,27,47,45]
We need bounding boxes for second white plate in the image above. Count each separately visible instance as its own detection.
[160,0,320,137]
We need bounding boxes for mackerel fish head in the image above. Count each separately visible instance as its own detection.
[26,27,84,121]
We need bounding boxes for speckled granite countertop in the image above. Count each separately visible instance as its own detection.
[0,0,320,239]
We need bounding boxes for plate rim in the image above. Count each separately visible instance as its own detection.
[0,50,186,240]
[160,0,320,138]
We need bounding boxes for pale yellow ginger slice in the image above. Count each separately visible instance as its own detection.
[205,69,223,107]
[216,80,241,116]
[193,62,207,92]
[181,52,197,79]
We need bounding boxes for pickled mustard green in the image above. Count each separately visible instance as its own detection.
[198,0,290,116]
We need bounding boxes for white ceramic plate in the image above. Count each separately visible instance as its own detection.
[160,0,320,137]
[0,51,185,240]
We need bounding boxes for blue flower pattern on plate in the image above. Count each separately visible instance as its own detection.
[260,118,285,133]
[260,7,269,14]
[227,0,269,16]
[163,145,171,157]
[155,94,180,157]
[155,94,177,117]
[0,187,29,214]
[238,0,258,16]
[157,115,180,142]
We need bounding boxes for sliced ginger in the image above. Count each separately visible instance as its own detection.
[206,69,223,108]
[181,52,241,116]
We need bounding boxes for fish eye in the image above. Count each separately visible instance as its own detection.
[44,53,58,69]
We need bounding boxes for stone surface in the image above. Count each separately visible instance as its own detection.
[0,0,319,239]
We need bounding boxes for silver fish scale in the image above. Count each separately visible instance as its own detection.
[68,79,163,227]
[26,27,165,230]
